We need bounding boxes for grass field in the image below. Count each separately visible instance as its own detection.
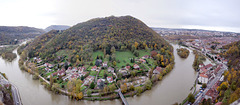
[89,50,151,69]
[89,70,97,76]
[92,51,104,60]
[138,50,150,57]
[116,51,135,68]
[81,86,87,91]
[98,70,106,78]
[45,71,55,77]
[92,51,104,64]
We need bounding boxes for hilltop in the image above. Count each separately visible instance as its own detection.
[19,15,175,100]
[25,16,171,61]
[0,26,45,45]
[44,25,70,32]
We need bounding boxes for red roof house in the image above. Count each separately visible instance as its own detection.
[133,64,140,69]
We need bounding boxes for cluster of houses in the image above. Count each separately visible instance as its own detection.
[63,66,88,81]
[33,57,42,63]
[214,55,228,65]
[182,38,232,104]
[203,81,220,102]
[44,63,54,72]
[198,63,223,84]
[96,76,114,89]
[124,76,148,88]
[183,36,240,54]
[33,53,154,90]
[197,63,226,103]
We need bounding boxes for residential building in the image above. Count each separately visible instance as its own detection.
[153,66,162,74]
[133,64,140,69]
[102,61,108,67]
[198,73,209,84]
[91,65,97,71]
[108,67,114,73]
[142,55,149,59]
[107,76,113,83]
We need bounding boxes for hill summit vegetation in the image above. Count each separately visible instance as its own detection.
[23,16,172,63]
[44,25,70,32]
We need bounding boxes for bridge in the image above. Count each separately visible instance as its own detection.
[117,89,129,105]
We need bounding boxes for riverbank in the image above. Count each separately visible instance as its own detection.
[0,42,199,105]
[179,44,222,105]
[19,57,175,101]
[16,38,176,101]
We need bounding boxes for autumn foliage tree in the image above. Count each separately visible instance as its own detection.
[24,16,172,64]
[121,83,127,93]
[177,48,190,58]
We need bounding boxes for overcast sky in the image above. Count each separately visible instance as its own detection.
[0,0,239,32]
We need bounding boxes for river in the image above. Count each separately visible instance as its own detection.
[0,43,197,105]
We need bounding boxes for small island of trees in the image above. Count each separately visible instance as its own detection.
[177,48,190,58]
[0,45,18,62]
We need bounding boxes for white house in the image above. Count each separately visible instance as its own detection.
[198,73,209,84]
[153,66,162,74]
[102,62,108,67]
[133,64,140,69]
[91,65,97,71]
[45,67,52,72]
[107,67,114,73]
[223,60,228,65]
[107,76,113,83]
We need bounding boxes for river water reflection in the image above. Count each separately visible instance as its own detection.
[0,44,197,105]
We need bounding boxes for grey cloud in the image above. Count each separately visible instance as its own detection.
[2,0,239,32]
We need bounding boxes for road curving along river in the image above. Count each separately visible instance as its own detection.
[0,43,197,105]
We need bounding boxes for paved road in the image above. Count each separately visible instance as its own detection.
[11,84,22,105]
[193,62,227,105]
[0,74,22,105]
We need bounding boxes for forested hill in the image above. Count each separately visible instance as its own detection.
[0,26,45,45]
[218,41,240,104]
[25,16,172,61]
[221,40,240,69]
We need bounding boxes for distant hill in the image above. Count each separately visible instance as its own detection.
[44,25,70,32]
[25,16,171,61]
[152,27,240,37]
[0,26,45,45]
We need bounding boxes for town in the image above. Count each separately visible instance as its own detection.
[177,36,235,105]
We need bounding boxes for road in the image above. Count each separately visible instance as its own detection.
[11,84,22,105]
[185,44,228,105]
[193,62,227,105]
[0,74,22,105]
